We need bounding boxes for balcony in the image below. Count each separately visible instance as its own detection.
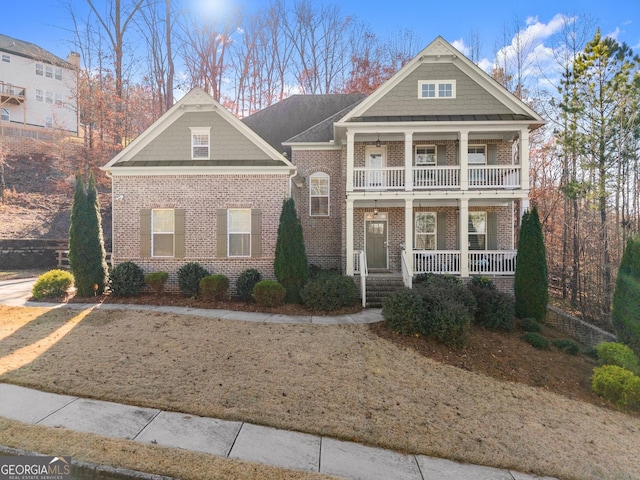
[0,82,26,105]
[353,165,521,191]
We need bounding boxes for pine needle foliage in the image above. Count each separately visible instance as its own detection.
[274,197,308,303]
[612,236,640,357]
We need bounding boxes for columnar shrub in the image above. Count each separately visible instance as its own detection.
[612,236,640,357]
[253,280,286,307]
[596,342,640,375]
[382,288,424,335]
[236,268,262,302]
[274,198,308,303]
[300,274,357,311]
[109,261,145,297]
[591,365,640,410]
[200,274,230,302]
[31,270,74,299]
[145,271,169,295]
[177,262,210,298]
[468,277,515,331]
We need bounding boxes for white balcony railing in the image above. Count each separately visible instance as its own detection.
[353,165,520,191]
[413,250,461,274]
[469,250,517,275]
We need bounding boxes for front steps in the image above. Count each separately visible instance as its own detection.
[358,273,405,308]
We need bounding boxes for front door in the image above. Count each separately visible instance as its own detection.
[366,220,387,269]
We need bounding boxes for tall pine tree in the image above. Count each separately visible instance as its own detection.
[612,236,640,356]
[274,197,308,303]
[514,206,549,321]
[69,172,108,296]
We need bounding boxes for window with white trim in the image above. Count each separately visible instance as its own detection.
[468,145,486,164]
[415,145,436,165]
[35,63,43,76]
[190,127,210,159]
[45,65,53,78]
[310,172,329,216]
[152,209,175,257]
[468,212,486,250]
[228,209,251,257]
[415,212,436,250]
[44,116,53,128]
[1,54,9,63]
[55,67,62,80]
[35,89,43,102]
[1,108,9,122]
[45,91,53,104]
[419,80,456,99]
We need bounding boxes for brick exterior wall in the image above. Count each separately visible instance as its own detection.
[111,173,289,293]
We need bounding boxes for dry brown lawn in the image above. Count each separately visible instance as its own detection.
[1,304,640,480]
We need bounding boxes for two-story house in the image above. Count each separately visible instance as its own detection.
[104,36,544,299]
[0,33,78,137]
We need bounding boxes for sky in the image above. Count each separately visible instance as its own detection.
[2,0,639,92]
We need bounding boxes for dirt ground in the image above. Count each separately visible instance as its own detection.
[1,301,639,480]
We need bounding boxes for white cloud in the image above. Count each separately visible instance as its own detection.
[451,39,471,57]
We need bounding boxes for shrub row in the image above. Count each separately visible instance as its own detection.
[591,342,640,410]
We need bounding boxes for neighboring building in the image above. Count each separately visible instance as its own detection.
[104,36,544,297]
[0,33,78,137]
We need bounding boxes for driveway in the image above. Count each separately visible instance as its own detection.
[0,278,35,306]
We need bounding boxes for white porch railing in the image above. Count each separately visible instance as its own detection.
[468,250,517,275]
[353,167,405,190]
[413,166,460,189]
[413,250,461,275]
[468,166,520,189]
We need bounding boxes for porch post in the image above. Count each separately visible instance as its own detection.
[405,131,413,191]
[404,198,413,276]
[346,131,355,193]
[346,198,355,275]
[520,198,530,223]
[459,198,469,277]
[459,130,469,190]
[520,128,529,191]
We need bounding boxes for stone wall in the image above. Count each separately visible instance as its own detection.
[0,239,68,270]
[546,305,617,347]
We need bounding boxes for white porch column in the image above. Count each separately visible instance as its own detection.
[346,131,355,193]
[404,131,413,191]
[459,130,469,190]
[459,198,469,277]
[404,198,413,276]
[346,198,355,275]
[520,198,530,223]
[520,128,530,191]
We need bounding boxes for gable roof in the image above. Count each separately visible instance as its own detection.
[0,34,74,69]
[103,87,294,172]
[337,36,544,128]
[242,94,366,153]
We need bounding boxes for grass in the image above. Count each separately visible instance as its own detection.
[1,304,639,480]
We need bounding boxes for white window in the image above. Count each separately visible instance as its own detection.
[228,209,251,257]
[44,116,53,128]
[35,89,43,102]
[418,80,456,99]
[190,127,210,159]
[1,54,9,63]
[45,91,53,104]
[1,108,9,122]
[36,63,43,76]
[152,209,175,257]
[55,93,63,106]
[468,145,486,164]
[310,172,329,216]
[468,212,487,250]
[415,212,437,250]
[45,65,53,78]
[415,145,436,165]
[55,67,62,80]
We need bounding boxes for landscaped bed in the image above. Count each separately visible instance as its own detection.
[1,303,639,480]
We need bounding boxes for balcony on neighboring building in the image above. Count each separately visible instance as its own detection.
[0,82,26,105]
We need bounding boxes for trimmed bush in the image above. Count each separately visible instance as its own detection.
[553,339,580,355]
[145,271,168,295]
[200,274,230,302]
[177,262,210,298]
[469,275,495,290]
[468,283,515,331]
[591,365,640,410]
[300,273,357,311]
[382,288,424,335]
[236,269,262,302]
[523,332,550,350]
[253,280,286,307]
[31,270,74,299]
[519,317,542,333]
[596,342,640,375]
[109,261,145,297]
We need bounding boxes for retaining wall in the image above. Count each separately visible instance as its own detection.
[546,305,617,347]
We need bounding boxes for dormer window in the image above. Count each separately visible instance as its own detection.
[190,127,211,159]
[419,80,456,99]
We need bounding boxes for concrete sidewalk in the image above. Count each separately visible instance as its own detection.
[0,384,556,480]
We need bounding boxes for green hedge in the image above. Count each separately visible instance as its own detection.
[253,280,286,307]
[300,273,357,311]
[596,342,640,375]
[145,271,168,295]
[382,288,423,335]
[109,262,145,297]
[177,262,210,298]
[32,270,74,299]
[236,269,262,302]
[591,365,640,410]
[200,274,230,302]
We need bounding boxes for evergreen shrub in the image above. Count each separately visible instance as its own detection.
[145,271,169,295]
[591,365,640,410]
[199,274,230,302]
[523,332,550,350]
[274,198,308,303]
[109,261,145,297]
[236,269,262,302]
[177,262,210,297]
[31,270,74,299]
[253,280,286,307]
[596,342,640,375]
[552,338,580,355]
[612,237,640,357]
[382,288,424,335]
[468,281,515,331]
[519,317,542,333]
[300,273,357,311]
